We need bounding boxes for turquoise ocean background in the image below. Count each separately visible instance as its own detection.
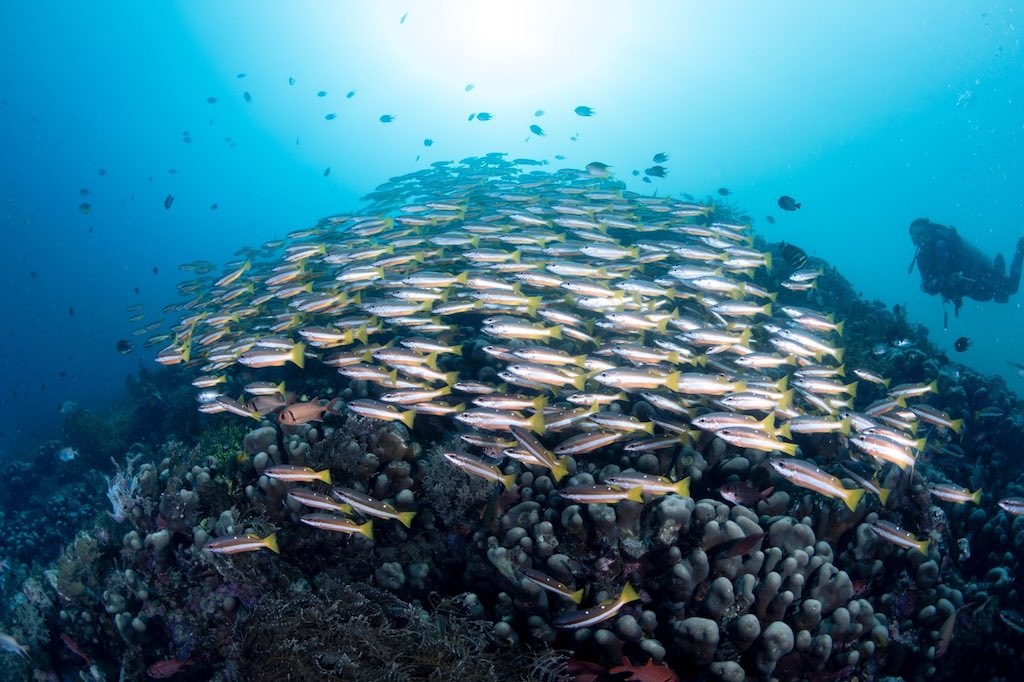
[0,1,1020,457]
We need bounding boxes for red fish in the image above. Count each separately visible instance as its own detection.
[147,658,192,678]
[60,633,90,665]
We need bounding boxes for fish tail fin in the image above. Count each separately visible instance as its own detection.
[642,421,655,435]
[918,539,930,554]
[835,320,845,336]
[529,411,546,435]
[451,344,464,356]
[502,472,517,491]
[455,271,469,284]
[665,288,676,300]
[656,317,669,333]
[359,521,374,540]
[674,477,691,498]
[972,487,983,505]
[778,389,794,410]
[619,582,640,604]
[846,381,858,398]
[276,381,287,396]
[572,373,587,391]
[778,441,798,456]
[666,371,681,392]
[526,296,542,317]
[397,511,417,528]
[549,457,569,482]
[776,422,793,441]
[877,486,891,506]
[573,354,587,367]
[625,486,644,503]
[763,252,773,271]
[400,409,416,429]
[774,375,789,392]
[438,385,453,398]
[914,437,927,451]
[845,488,866,512]
[290,343,307,369]
[839,417,851,436]
[571,587,585,604]
[424,352,439,370]
[510,250,522,263]
[317,469,333,485]
[762,303,773,316]
[548,325,563,340]
[832,347,845,363]
[263,533,280,554]
[444,371,460,386]
[949,418,963,434]
[532,395,548,411]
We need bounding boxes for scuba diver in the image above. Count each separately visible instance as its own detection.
[908,218,1024,317]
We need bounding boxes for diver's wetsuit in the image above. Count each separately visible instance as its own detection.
[909,218,1024,314]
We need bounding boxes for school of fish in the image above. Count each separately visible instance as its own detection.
[150,154,1018,628]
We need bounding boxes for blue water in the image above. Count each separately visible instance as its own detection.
[1,1,1021,458]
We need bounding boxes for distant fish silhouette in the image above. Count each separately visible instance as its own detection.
[164,194,174,210]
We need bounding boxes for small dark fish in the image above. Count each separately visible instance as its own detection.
[529,124,545,136]
[717,187,731,196]
[206,96,217,104]
[642,176,651,184]
[210,203,218,210]
[288,77,296,85]
[534,109,545,117]
[236,73,247,79]
[380,114,395,123]
[134,286,139,294]
[632,170,640,176]
[168,168,177,175]
[554,154,566,160]
[78,203,91,215]
[423,138,433,147]
[68,306,75,317]
[182,135,192,143]
[79,188,89,196]
[163,194,174,210]
[98,168,107,176]
[116,340,135,355]
[586,161,611,178]
[346,90,355,98]
[779,242,808,269]
[465,83,474,92]
[30,271,37,279]
[719,482,774,506]
[765,215,775,224]
[323,167,331,177]
[652,152,669,163]
[152,266,159,275]
[1008,361,1024,379]
[574,105,595,116]
[778,195,801,211]
[644,165,667,178]
[243,91,252,103]
[317,90,327,97]
[325,113,337,121]
[476,112,494,121]
[400,11,409,23]
[954,337,971,352]
[711,531,766,558]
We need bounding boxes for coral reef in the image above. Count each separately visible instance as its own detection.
[1,160,1024,682]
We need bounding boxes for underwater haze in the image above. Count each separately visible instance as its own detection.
[1,2,1021,455]
[5,3,1024,681]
